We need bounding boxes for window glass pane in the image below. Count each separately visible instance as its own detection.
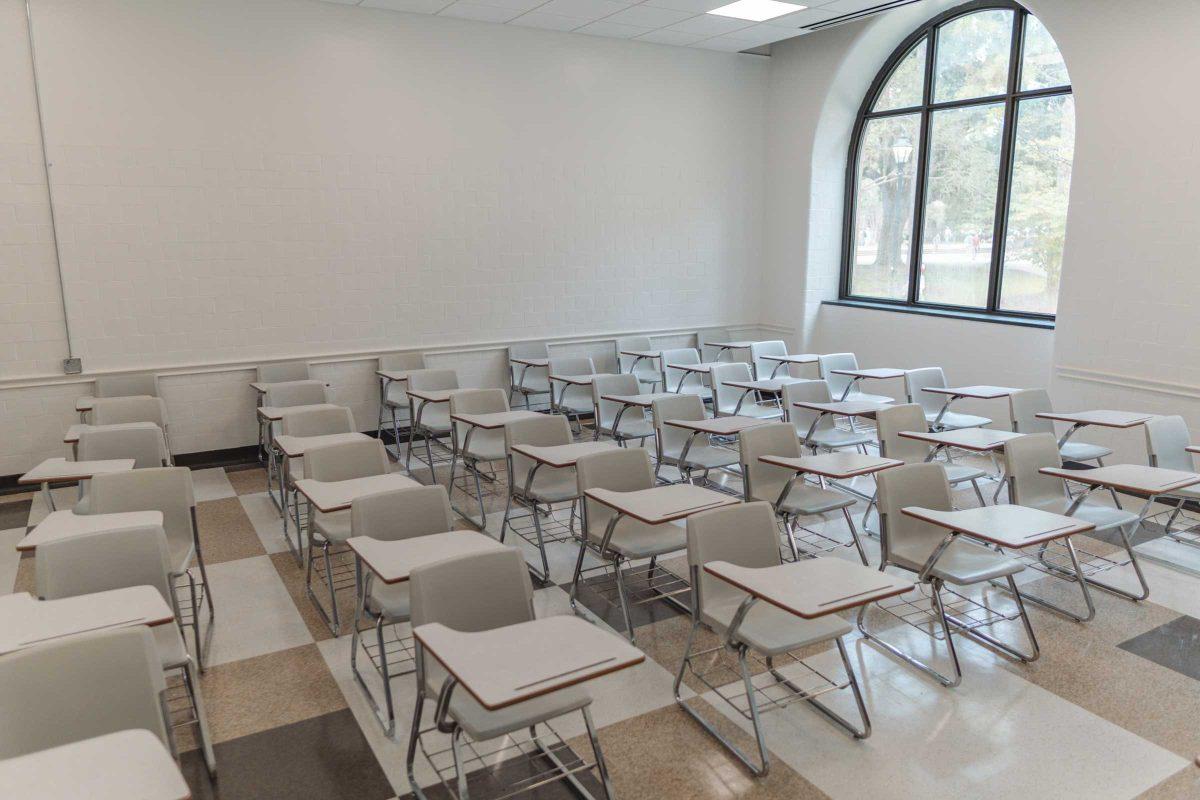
[917,103,1005,308]
[1020,15,1070,90]
[1000,95,1074,314]
[873,39,926,112]
[849,114,921,300]
[933,9,1014,103]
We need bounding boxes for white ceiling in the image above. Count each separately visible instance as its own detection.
[319,0,916,54]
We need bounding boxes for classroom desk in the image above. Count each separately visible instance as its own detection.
[272,432,371,551]
[18,510,162,553]
[63,421,161,446]
[704,340,758,362]
[665,361,724,394]
[1035,409,1156,450]
[719,378,800,417]
[619,349,663,383]
[256,402,343,424]
[509,357,551,399]
[75,393,156,422]
[704,556,914,619]
[348,531,506,586]
[294,473,421,514]
[921,385,1019,429]
[1039,463,1200,601]
[898,427,1025,461]
[0,729,191,800]
[584,483,739,529]
[447,410,541,527]
[0,588,174,656]
[791,399,891,445]
[902,504,1099,621]
[599,392,675,439]
[664,415,771,484]
[759,451,902,503]
[250,379,331,460]
[828,367,905,401]
[548,372,609,418]
[18,457,136,512]
[759,353,819,379]
[510,441,616,471]
[413,616,644,711]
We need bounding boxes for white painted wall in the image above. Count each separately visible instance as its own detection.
[0,0,767,472]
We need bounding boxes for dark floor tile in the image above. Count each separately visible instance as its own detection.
[1086,518,1168,549]
[179,708,393,800]
[562,565,688,632]
[225,465,269,496]
[0,497,32,531]
[397,742,604,800]
[1117,614,1200,681]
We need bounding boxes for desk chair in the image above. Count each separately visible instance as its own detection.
[377,353,425,454]
[350,485,454,736]
[783,380,875,454]
[1144,415,1200,539]
[1005,432,1148,601]
[697,327,732,362]
[406,548,614,800]
[0,627,180,764]
[257,361,310,383]
[91,397,173,463]
[406,369,459,481]
[95,372,158,398]
[35,525,216,774]
[661,348,709,398]
[710,363,782,419]
[89,467,214,669]
[548,356,596,434]
[904,368,991,431]
[75,424,171,514]
[591,373,655,447]
[651,394,739,485]
[501,415,580,582]
[675,502,870,776]
[507,342,551,410]
[263,380,332,494]
[857,463,1036,687]
[877,404,987,505]
[818,353,893,404]
[570,448,688,643]
[749,340,787,379]
[304,438,391,636]
[447,389,509,528]
[739,423,866,564]
[615,335,662,391]
[1008,389,1113,465]
[277,406,356,538]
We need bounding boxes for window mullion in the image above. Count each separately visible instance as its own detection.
[987,10,1027,312]
[906,30,937,305]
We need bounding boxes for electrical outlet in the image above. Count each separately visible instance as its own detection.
[63,357,82,374]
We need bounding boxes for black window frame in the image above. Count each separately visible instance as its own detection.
[838,0,1073,322]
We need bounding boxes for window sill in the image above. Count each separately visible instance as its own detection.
[822,299,1055,330]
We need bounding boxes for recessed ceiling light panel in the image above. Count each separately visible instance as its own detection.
[707,0,806,22]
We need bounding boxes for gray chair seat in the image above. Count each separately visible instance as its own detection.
[519,466,579,504]
[944,463,987,484]
[845,391,893,404]
[425,663,591,741]
[463,435,506,463]
[414,405,451,434]
[890,538,1023,585]
[805,428,875,450]
[608,417,656,440]
[367,581,411,619]
[1059,442,1113,463]
[777,484,854,516]
[928,411,991,430]
[313,509,352,543]
[1035,498,1138,533]
[703,598,851,656]
[730,402,783,420]
[586,518,686,559]
[666,442,740,470]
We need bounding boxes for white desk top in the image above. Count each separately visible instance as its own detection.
[376,370,413,382]
[0,729,190,800]
[63,421,160,444]
[348,531,506,584]
[295,473,420,513]
[584,484,738,525]
[600,392,676,408]
[704,557,914,619]
[76,393,156,413]
[407,387,466,404]
[664,416,771,436]
[898,428,1025,452]
[450,410,541,430]
[619,349,662,359]
[1039,464,1200,495]
[256,402,343,422]
[0,588,175,656]
[19,510,163,553]
[273,431,369,458]
[414,616,644,711]
[666,361,725,374]
[829,367,905,380]
[509,441,616,468]
[1187,445,1200,455]
[706,340,758,349]
[549,373,604,386]
[722,378,803,393]
[19,457,135,485]
[792,399,891,418]
[901,504,1095,548]
[510,357,550,368]
[758,452,902,479]
[1035,410,1155,428]
[923,385,1020,399]
[760,353,819,364]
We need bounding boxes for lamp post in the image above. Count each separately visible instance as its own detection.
[892,137,913,166]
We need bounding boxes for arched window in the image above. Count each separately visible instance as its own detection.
[840,1,1073,320]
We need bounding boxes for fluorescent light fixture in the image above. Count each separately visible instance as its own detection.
[707,0,806,22]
